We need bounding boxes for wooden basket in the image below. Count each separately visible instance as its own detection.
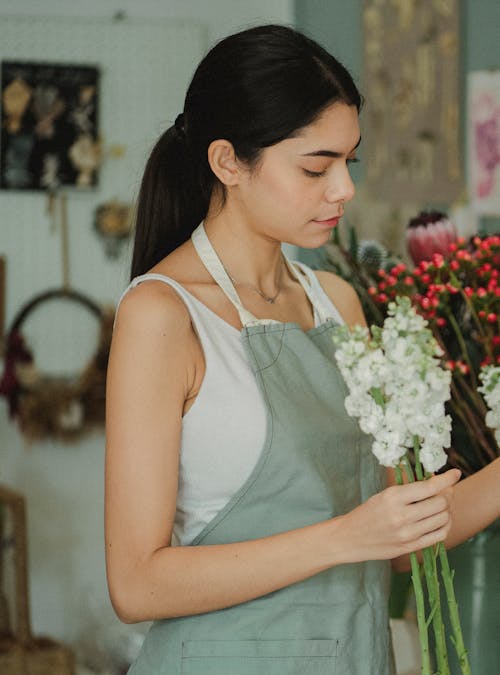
[0,484,75,675]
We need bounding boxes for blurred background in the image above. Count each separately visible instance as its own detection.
[0,1,498,674]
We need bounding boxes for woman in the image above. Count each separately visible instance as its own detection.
[105,25,499,674]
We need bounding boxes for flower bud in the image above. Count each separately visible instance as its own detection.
[406,211,458,264]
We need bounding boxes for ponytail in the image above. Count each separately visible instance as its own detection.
[130,124,210,279]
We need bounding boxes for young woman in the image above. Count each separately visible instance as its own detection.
[105,24,500,674]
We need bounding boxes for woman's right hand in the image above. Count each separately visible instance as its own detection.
[333,468,461,564]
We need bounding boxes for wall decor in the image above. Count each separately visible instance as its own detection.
[1,61,99,191]
[0,289,114,443]
[468,70,500,215]
[94,199,133,259]
[362,0,462,203]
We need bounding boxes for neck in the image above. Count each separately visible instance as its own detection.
[203,206,286,290]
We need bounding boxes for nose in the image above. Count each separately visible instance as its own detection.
[324,165,356,204]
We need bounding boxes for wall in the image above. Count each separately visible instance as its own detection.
[0,0,295,45]
[0,0,294,664]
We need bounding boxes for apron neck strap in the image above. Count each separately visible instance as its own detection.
[192,223,258,326]
[191,222,326,327]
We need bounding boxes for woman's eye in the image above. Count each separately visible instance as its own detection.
[347,157,359,165]
[303,169,326,178]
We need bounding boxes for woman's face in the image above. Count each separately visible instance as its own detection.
[235,102,360,249]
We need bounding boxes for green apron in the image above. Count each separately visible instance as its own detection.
[127,224,394,674]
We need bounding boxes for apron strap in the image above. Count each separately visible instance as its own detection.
[192,223,259,326]
[191,222,329,327]
[283,259,330,325]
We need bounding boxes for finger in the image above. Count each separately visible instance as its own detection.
[410,509,450,541]
[407,493,449,521]
[401,469,461,503]
[412,521,451,550]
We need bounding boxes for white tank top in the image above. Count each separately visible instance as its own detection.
[118,247,344,546]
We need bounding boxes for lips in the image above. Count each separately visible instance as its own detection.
[312,216,341,227]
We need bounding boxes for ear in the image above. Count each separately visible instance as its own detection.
[207,139,241,186]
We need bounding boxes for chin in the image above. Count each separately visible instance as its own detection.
[297,232,334,249]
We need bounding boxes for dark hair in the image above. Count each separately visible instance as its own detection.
[131,24,362,278]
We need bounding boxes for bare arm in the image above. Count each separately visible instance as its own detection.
[445,457,500,546]
[105,279,459,623]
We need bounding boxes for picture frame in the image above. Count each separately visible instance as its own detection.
[1,61,99,191]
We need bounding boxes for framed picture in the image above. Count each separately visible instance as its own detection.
[1,61,99,191]
[362,0,462,203]
[468,70,500,216]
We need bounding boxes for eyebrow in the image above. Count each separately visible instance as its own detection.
[301,136,362,158]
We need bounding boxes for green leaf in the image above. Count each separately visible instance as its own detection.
[370,386,386,408]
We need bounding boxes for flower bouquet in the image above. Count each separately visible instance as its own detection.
[326,212,500,672]
[326,213,500,475]
[332,297,471,674]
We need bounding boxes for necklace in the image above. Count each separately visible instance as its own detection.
[224,259,284,304]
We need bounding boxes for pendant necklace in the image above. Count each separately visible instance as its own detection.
[224,259,284,304]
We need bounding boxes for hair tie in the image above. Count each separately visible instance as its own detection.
[174,113,186,140]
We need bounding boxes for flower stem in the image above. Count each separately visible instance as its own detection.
[438,544,472,674]
[444,308,478,390]
[395,464,432,675]
[411,442,450,675]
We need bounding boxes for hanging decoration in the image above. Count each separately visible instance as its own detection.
[362,0,462,203]
[94,199,133,258]
[0,289,114,443]
[0,61,100,191]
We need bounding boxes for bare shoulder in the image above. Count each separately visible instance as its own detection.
[107,278,200,424]
[313,270,367,328]
[114,279,193,341]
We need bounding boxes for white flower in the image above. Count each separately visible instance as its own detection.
[479,366,500,445]
[333,296,451,472]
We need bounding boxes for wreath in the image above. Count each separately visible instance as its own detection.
[0,288,114,443]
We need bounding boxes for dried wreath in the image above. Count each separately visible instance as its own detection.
[0,288,114,443]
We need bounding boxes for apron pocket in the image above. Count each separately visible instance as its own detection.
[181,638,339,674]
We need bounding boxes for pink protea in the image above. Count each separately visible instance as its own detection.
[406,211,458,265]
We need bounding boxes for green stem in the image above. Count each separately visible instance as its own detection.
[453,370,488,419]
[450,273,490,354]
[432,331,487,419]
[444,309,478,390]
[412,441,450,675]
[395,464,432,675]
[438,545,472,674]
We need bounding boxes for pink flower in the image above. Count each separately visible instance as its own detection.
[406,211,458,264]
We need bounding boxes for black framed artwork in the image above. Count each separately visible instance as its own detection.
[1,61,99,191]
